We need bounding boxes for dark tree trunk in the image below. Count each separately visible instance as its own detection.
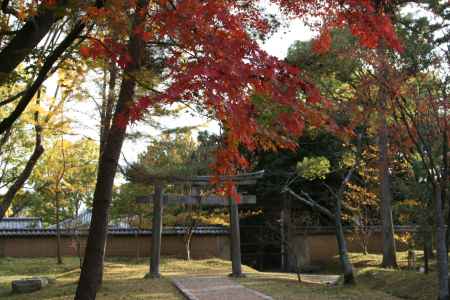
[335,166,356,285]
[99,62,117,157]
[0,3,61,84]
[442,129,449,250]
[0,0,105,85]
[285,186,354,282]
[74,2,146,298]
[335,211,354,284]
[374,39,398,269]
[0,1,106,134]
[0,22,85,135]
[434,186,449,300]
[0,127,12,154]
[378,109,398,268]
[0,124,43,220]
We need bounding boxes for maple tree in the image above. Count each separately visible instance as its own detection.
[75,1,403,298]
[79,0,402,177]
[391,76,449,299]
[283,1,447,283]
[2,0,404,299]
[379,7,449,297]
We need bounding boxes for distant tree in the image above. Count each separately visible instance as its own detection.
[27,138,98,225]
[123,131,223,260]
[392,77,449,299]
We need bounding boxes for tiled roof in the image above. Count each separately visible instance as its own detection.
[0,226,229,237]
[294,225,420,234]
[0,217,43,229]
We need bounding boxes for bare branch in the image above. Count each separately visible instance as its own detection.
[282,186,335,221]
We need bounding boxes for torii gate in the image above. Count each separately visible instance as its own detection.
[136,170,264,278]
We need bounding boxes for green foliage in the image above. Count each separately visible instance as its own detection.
[296,156,331,180]
[127,130,220,181]
[395,15,439,73]
[114,130,224,227]
[111,182,153,222]
[133,132,199,178]
[287,29,362,84]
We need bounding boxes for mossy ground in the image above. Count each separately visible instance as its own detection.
[0,252,438,299]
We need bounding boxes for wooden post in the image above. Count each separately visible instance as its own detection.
[149,183,163,278]
[229,196,243,277]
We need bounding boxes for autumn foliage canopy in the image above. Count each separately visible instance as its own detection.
[76,0,401,179]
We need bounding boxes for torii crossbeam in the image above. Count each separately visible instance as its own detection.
[137,170,264,278]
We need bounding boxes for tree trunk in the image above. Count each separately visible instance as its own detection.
[0,127,12,154]
[335,172,355,285]
[186,236,191,261]
[378,109,398,268]
[362,240,369,256]
[286,183,356,283]
[0,21,85,135]
[442,129,449,250]
[99,62,117,157]
[74,3,146,298]
[55,192,62,264]
[0,125,43,220]
[0,0,105,85]
[0,1,106,134]
[423,233,430,274]
[335,214,354,284]
[374,39,398,269]
[0,3,61,84]
[184,220,195,261]
[435,185,449,300]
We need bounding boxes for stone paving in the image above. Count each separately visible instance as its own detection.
[298,274,340,285]
[172,276,274,300]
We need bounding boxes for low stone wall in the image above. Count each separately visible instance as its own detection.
[0,226,415,268]
[0,234,230,259]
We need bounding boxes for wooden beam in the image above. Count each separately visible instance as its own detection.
[134,170,265,185]
[190,179,258,186]
[136,194,256,206]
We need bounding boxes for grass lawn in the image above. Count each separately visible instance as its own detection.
[0,252,438,299]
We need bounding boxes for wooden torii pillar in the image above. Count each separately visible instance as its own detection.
[149,183,163,278]
[137,170,264,278]
[228,194,243,277]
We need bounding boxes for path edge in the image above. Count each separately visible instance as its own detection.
[171,278,200,300]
